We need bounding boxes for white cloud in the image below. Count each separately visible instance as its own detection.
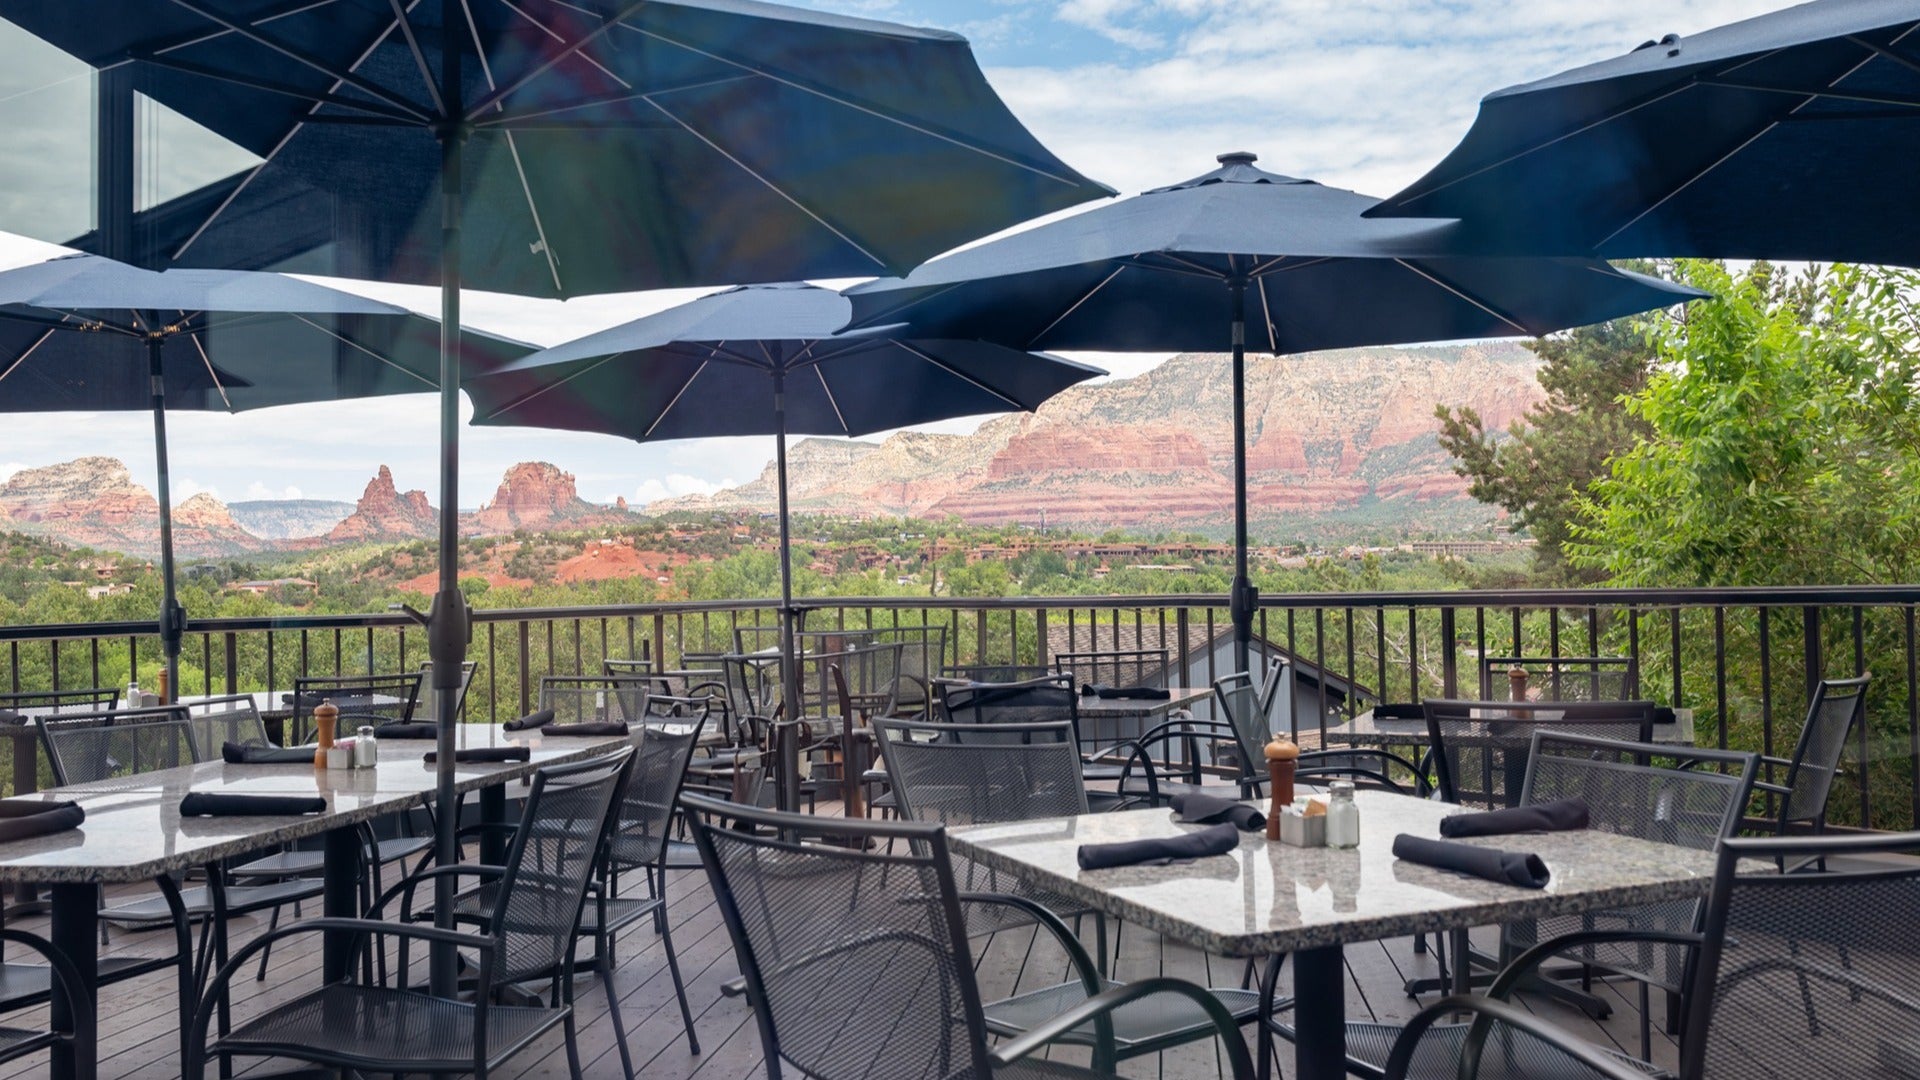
[633,474,733,506]
[170,478,217,503]
[0,462,24,485]
[243,482,303,501]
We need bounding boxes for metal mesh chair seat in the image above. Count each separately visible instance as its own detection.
[102,879,321,926]
[1345,1019,1670,1080]
[215,983,565,1071]
[0,953,161,1008]
[229,834,433,880]
[983,1060,1116,1080]
[983,980,1265,1052]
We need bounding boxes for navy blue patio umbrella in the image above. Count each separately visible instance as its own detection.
[0,0,1109,964]
[1368,0,1920,263]
[464,281,1104,802]
[0,253,528,700]
[847,152,1705,672]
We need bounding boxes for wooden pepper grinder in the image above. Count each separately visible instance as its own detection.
[313,700,339,768]
[1264,736,1300,840]
[155,668,170,706]
[1508,665,1529,703]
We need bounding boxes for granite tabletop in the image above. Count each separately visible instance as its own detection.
[1320,707,1695,747]
[0,725,629,884]
[948,789,1720,958]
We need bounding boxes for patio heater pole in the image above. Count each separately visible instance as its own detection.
[147,335,184,698]
[1228,275,1255,677]
[773,367,802,811]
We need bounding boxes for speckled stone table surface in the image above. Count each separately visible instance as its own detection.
[948,789,1720,959]
[0,725,629,884]
[1074,686,1213,719]
[1321,707,1696,747]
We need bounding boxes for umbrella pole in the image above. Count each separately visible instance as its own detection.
[146,338,183,699]
[1228,279,1256,677]
[426,31,471,999]
[773,369,802,811]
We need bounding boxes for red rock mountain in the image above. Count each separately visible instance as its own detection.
[0,457,266,557]
[327,465,436,543]
[465,462,631,535]
[648,343,1546,540]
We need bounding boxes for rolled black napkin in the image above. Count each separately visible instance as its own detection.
[372,723,439,739]
[503,709,556,732]
[0,798,84,842]
[1079,684,1172,701]
[423,747,531,764]
[180,793,326,817]
[222,742,320,765]
[1171,791,1266,832]
[1440,799,1589,839]
[1392,834,1550,889]
[1654,706,1677,726]
[1372,703,1426,721]
[540,721,630,738]
[1078,822,1238,871]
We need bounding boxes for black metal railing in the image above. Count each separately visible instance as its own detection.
[3,585,1916,828]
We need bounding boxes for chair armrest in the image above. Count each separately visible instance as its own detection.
[0,929,91,1036]
[1385,995,1658,1080]
[989,976,1257,1080]
[1758,754,1796,770]
[1488,928,1703,1000]
[954,891,1103,999]
[1753,779,1792,796]
[371,862,509,922]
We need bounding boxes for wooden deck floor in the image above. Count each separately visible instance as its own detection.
[0,806,1679,1080]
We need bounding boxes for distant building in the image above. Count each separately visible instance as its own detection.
[1405,538,1535,558]
[232,578,318,596]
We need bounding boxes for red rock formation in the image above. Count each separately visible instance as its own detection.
[328,466,437,543]
[0,457,266,557]
[463,461,631,536]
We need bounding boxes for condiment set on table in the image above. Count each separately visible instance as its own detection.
[310,700,378,770]
[1264,735,1359,849]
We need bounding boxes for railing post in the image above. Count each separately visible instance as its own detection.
[1439,607,1458,698]
[1034,608,1049,668]
[1803,605,1823,704]
[224,633,238,695]
[1175,607,1191,686]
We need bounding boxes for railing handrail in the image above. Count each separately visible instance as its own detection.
[7,582,1920,644]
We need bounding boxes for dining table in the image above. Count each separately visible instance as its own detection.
[1075,684,1214,745]
[948,789,1721,1080]
[0,723,632,1080]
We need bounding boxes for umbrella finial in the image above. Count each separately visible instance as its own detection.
[1217,151,1258,167]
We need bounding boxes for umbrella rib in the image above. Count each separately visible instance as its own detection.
[1848,34,1920,77]
[468,0,655,117]
[476,351,627,422]
[134,53,422,123]
[386,0,447,117]
[1394,259,1535,337]
[477,75,755,127]
[644,361,711,439]
[641,97,889,271]
[618,24,1091,188]
[163,0,432,121]
[1596,34,1898,251]
[284,313,439,389]
[495,0,633,92]
[188,334,236,411]
[1694,76,1920,111]
[0,329,58,386]
[1125,253,1229,280]
[1256,275,1279,354]
[504,131,564,293]
[137,0,344,59]
[458,0,502,95]
[1030,264,1130,348]
[893,341,1026,411]
[813,365,851,435]
[1258,256,1337,277]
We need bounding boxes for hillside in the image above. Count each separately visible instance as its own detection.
[648,343,1543,541]
[0,458,266,558]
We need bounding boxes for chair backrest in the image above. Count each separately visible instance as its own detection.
[488,747,633,986]
[291,672,423,742]
[602,658,655,680]
[0,687,120,720]
[869,626,946,714]
[608,718,704,872]
[183,694,273,752]
[685,794,995,1080]
[874,718,1090,827]
[1422,698,1657,808]
[538,675,650,726]
[418,660,477,721]
[1776,674,1871,832]
[1213,671,1269,783]
[1480,655,1638,702]
[1682,830,1920,1080]
[1257,657,1293,733]
[1053,648,1170,690]
[937,675,1078,730]
[1524,733,1758,851]
[820,642,904,719]
[38,705,200,785]
[941,663,1051,684]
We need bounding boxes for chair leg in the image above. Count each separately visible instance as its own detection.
[597,933,638,1080]
[254,904,279,982]
[660,908,701,1055]
[563,1010,585,1080]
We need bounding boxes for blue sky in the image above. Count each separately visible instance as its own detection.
[0,0,1783,509]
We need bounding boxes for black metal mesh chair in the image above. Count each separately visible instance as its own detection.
[1053,648,1170,690]
[935,676,1140,809]
[1757,674,1870,841]
[0,930,91,1072]
[0,687,119,721]
[1375,828,1920,1080]
[872,624,947,719]
[188,747,635,1079]
[683,791,1257,1080]
[289,671,422,743]
[944,662,1054,683]
[539,674,651,726]
[1422,699,1658,810]
[1480,656,1639,702]
[419,659,478,721]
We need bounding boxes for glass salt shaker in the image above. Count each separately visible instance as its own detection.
[1326,780,1361,849]
[355,725,378,768]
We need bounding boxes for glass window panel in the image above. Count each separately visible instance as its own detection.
[0,18,93,244]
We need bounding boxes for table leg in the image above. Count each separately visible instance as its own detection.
[1294,945,1347,1080]
[48,882,97,1080]
[321,826,363,982]
[479,786,508,867]
[9,731,42,912]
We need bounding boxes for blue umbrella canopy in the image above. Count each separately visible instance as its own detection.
[846,152,1704,670]
[466,282,1102,804]
[1367,0,1920,263]
[2,1,1112,296]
